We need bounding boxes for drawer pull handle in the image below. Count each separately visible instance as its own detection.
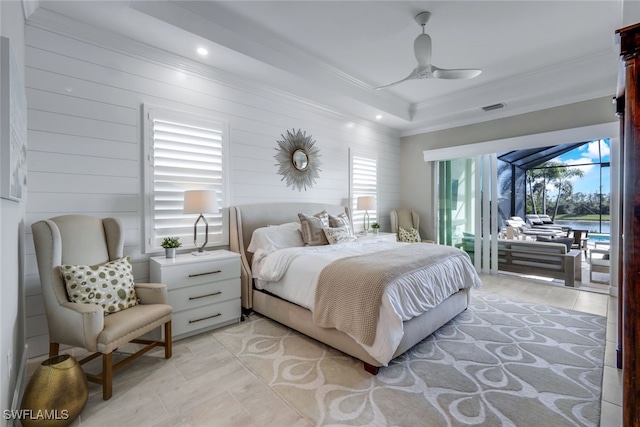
[189,291,221,300]
[188,270,222,278]
[189,313,222,324]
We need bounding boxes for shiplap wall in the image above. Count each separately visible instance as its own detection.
[24,24,400,357]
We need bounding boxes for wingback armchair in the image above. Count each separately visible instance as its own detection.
[390,209,419,234]
[31,215,172,400]
[390,209,432,242]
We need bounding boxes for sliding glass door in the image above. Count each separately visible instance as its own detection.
[436,155,498,274]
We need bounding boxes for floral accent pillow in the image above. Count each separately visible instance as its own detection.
[398,227,421,243]
[298,211,330,246]
[62,256,138,315]
[323,226,355,245]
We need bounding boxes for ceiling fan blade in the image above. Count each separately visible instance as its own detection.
[432,66,482,80]
[414,33,432,67]
[374,68,419,90]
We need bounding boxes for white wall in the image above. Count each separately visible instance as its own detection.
[0,1,26,424]
[23,22,400,357]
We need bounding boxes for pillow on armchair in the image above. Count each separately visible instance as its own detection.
[398,227,421,243]
[61,256,138,315]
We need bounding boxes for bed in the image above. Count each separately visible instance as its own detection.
[229,202,481,374]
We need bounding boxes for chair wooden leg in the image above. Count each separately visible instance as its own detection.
[102,352,113,400]
[49,343,60,358]
[164,321,172,359]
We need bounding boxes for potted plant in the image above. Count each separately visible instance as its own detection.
[161,237,181,258]
[371,222,380,235]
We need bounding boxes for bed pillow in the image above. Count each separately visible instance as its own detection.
[328,212,355,240]
[323,226,355,245]
[398,227,421,243]
[298,211,330,246]
[61,256,137,315]
[247,222,304,253]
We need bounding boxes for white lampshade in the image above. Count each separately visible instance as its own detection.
[183,190,218,214]
[357,196,375,210]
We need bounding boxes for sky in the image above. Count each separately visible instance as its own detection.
[555,139,610,195]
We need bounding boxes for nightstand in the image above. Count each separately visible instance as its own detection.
[357,232,397,242]
[150,250,241,340]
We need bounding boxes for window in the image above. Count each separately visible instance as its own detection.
[143,105,228,253]
[350,152,377,233]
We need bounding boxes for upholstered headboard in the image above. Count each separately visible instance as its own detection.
[229,202,350,310]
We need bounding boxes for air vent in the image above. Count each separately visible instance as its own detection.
[482,103,505,111]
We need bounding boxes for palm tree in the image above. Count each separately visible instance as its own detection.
[526,162,583,216]
[550,166,584,220]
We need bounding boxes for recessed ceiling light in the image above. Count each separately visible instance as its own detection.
[375,115,382,120]
[197,47,208,56]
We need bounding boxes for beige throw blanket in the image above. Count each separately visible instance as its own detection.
[312,244,465,346]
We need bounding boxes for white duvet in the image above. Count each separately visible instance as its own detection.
[251,238,481,365]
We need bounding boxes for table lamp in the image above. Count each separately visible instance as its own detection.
[184,190,218,255]
[357,196,375,234]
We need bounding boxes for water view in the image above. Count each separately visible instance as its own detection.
[554,220,610,234]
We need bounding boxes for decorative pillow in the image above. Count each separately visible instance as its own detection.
[398,227,421,243]
[536,236,573,252]
[328,212,355,240]
[62,256,138,315]
[298,211,330,246]
[247,222,303,254]
[323,226,355,245]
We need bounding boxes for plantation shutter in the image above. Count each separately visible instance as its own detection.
[351,155,378,232]
[144,106,227,252]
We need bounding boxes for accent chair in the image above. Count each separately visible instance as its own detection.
[589,247,610,283]
[390,209,432,242]
[31,215,173,400]
[571,229,589,256]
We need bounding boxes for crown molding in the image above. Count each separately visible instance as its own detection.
[402,49,618,136]
[131,0,410,121]
[412,50,616,115]
[25,7,401,138]
[21,0,38,20]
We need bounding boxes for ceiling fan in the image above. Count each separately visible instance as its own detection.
[375,11,482,90]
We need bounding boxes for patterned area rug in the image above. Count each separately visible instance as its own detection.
[213,293,605,426]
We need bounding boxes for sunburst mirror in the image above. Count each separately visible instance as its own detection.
[274,129,322,191]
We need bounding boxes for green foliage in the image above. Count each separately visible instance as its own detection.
[525,161,586,219]
[371,222,380,229]
[161,237,182,248]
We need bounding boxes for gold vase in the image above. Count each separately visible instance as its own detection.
[20,355,88,427]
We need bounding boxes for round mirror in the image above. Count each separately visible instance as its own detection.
[292,149,309,171]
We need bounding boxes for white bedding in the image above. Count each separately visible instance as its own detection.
[251,238,481,365]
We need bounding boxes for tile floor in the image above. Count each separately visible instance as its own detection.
[26,273,622,426]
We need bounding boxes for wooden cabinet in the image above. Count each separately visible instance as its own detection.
[616,21,640,427]
[150,250,241,340]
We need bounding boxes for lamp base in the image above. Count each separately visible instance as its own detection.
[190,250,212,256]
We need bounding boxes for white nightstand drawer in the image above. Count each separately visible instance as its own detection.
[172,298,241,337]
[168,278,240,312]
[159,257,240,288]
[149,250,241,340]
